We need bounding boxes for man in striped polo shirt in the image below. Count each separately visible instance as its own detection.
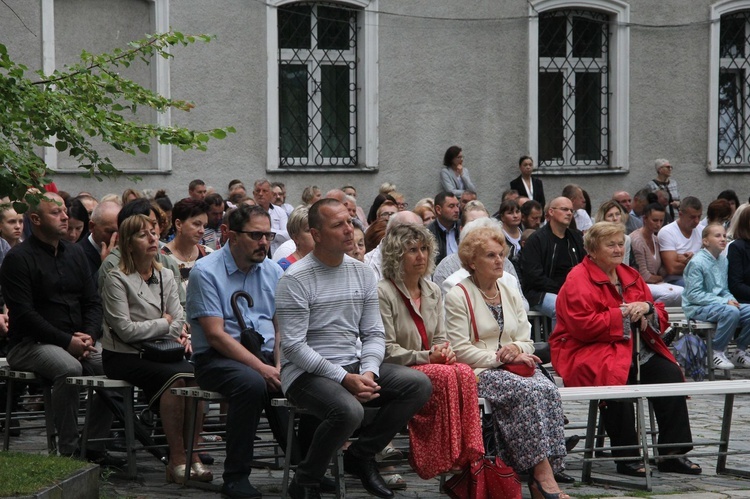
[277,199,432,499]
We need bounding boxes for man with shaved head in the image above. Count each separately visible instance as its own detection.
[0,193,119,465]
[520,196,585,327]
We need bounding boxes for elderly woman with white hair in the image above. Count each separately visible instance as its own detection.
[551,222,699,477]
[445,224,568,499]
[379,223,483,479]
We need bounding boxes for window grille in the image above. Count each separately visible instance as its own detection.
[278,3,358,168]
[718,10,750,167]
[538,9,610,169]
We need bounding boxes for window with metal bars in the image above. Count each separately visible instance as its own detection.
[277,3,358,168]
[538,9,610,169]
[718,10,750,167]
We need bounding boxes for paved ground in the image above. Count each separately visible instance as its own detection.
[9,371,750,498]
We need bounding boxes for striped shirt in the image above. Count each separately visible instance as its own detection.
[276,253,385,393]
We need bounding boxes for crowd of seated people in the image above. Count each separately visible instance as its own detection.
[4,155,750,498]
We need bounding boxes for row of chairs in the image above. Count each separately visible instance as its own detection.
[0,368,293,490]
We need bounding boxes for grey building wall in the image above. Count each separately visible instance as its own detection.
[1,0,747,214]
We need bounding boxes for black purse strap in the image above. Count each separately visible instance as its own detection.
[158,269,164,314]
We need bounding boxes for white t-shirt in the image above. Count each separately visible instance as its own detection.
[574,209,593,231]
[657,221,702,255]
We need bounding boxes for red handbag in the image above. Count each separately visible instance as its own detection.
[444,457,522,499]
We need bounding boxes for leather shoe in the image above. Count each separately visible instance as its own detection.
[80,449,127,468]
[565,434,580,452]
[318,475,336,493]
[221,478,262,499]
[288,478,322,499]
[343,452,394,498]
[0,418,20,437]
[554,471,575,484]
[107,431,127,452]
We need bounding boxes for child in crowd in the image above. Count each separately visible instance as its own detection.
[682,223,750,369]
[0,206,23,248]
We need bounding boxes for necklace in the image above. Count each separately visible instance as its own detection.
[472,277,499,301]
[169,244,196,263]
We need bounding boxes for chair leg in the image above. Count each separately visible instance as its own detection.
[334,448,345,499]
[582,400,598,483]
[635,398,652,491]
[183,397,201,484]
[123,386,137,480]
[648,399,658,458]
[79,386,95,459]
[3,378,13,451]
[594,405,606,457]
[281,407,297,499]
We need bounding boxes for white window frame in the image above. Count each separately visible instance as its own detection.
[266,0,379,172]
[708,0,750,172]
[42,0,172,173]
[528,0,629,174]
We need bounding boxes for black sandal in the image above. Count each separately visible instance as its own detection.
[657,456,702,475]
[616,461,649,477]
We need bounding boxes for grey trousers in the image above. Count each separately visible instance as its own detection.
[286,362,432,485]
[8,339,113,454]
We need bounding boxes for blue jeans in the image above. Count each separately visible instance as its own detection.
[532,292,557,331]
[691,302,750,352]
[285,362,432,485]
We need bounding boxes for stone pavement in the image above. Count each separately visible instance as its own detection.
[8,372,750,498]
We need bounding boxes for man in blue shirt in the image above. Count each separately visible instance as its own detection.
[187,204,288,499]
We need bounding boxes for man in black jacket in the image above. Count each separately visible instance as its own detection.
[520,197,585,328]
[1,193,117,463]
[79,200,120,285]
[427,192,460,264]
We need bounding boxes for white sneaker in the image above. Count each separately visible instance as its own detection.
[713,351,735,370]
[732,349,750,369]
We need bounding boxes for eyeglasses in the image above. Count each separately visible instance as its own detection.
[235,230,276,241]
[661,165,673,169]
[397,202,409,209]
[551,207,574,213]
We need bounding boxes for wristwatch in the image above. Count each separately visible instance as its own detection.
[645,301,655,316]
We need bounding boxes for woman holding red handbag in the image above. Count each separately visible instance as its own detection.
[379,223,484,480]
[445,222,569,499]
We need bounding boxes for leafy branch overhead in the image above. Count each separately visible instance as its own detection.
[0,31,235,208]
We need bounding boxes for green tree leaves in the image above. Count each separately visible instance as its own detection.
[0,31,234,208]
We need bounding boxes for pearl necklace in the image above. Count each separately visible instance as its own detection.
[472,277,499,301]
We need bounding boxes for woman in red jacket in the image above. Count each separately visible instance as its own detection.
[550,222,700,477]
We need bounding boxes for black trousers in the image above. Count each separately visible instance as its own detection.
[601,354,693,460]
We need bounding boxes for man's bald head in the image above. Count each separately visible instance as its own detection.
[325,189,347,203]
[612,191,632,212]
[89,200,121,246]
[386,210,422,233]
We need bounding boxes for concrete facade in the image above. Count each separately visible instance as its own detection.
[2,0,749,212]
